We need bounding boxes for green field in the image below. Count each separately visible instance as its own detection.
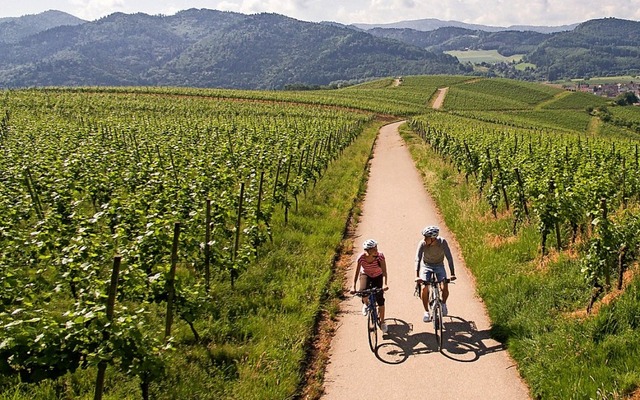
[1,76,640,400]
[445,49,525,64]
[568,75,640,84]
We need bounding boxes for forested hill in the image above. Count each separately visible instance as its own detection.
[525,18,640,80]
[367,26,548,56]
[367,17,640,80]
[0,9,463,89]
[1,10,638,88]
[0,10,85,43]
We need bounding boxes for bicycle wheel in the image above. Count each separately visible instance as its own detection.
[433,302,443,350]
[367,307,378,352]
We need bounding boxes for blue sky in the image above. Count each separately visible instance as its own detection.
[1,0,639,27]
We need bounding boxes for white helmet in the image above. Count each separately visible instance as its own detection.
[421,225,439,238]
[363,239,378,249]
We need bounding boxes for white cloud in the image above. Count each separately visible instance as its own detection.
[69,0,126,19]
[2,0,640,26]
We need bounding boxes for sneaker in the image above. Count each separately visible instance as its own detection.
[380,322,388,333]
[362,304,368,316]
[442,303,448,316]
[423,311,432,322]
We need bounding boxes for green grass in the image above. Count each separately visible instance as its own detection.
[445,49,524,64]
[450,109,593,133]
[515,62,536,71]
[443,78,563,111]
[400,122,640,400]
[539,91,609,110]
[565,75,640,85]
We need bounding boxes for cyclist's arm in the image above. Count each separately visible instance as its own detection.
[379,257,388,288]
[415,241,424,278]
[351,258,361,293]
[441,238,456,280]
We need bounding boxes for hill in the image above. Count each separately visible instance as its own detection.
[1,10,639,88]
[0,9,463,89]
[352,18,578,33]
[366,18,640,81]
[0,10,85,43]
[367,26,547,56]
[524,17,640,80]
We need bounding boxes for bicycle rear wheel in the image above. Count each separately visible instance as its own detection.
[433,302,443,350]
[367,308,378,352]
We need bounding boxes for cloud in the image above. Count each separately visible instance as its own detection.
[4,0,640,25]
[69,0,126,19]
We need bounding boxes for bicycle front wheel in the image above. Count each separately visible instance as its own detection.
[433,302,443,351]
[367,308,378,352]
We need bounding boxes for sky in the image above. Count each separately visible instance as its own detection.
[1,0,639,27]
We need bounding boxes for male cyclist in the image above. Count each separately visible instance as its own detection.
[415,226,456,322]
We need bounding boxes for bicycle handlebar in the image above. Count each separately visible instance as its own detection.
[352,287,387,297]
[414,277,452,284]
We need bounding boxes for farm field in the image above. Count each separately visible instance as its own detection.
[1,76,640,399]
[445,49,525,64]
[565,75,640,85]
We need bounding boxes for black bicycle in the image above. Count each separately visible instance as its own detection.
[415,276,449,351]
[353,287,385,352]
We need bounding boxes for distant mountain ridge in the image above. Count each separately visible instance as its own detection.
[352,18,580,34]
[0,10,639,88]
[0,9,464,89]
[366,17,640,80]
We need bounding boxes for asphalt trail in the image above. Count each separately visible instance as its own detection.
[321,121,531,400]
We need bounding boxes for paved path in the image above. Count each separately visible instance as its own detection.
[321,121,531,400]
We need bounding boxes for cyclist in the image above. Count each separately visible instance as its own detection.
[415,226,456,322]
[351,239,389,333]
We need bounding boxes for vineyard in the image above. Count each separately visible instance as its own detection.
[410,110,639,276]
[403,77,640,398]
[0,89,382,399]
[2,75,640,399]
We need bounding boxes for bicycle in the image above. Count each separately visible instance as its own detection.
[415,276,450,351]
[353,287,385,352]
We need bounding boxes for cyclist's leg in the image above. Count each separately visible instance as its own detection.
[433,266,448,302]
[433,266,449,315]
[442,280,449,303]
[420,268,433,316]
[421,284,430,311]
[371,275,385,323]
[359,273,370,306]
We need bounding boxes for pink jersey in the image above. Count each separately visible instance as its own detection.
[357,252,385,278]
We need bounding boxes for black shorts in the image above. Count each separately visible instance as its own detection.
[358,274,385,306]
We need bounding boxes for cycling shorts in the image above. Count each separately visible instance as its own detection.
[358,273,385,306]
[419,265,447,283]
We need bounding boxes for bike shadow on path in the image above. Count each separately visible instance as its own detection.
[375,316,507,365]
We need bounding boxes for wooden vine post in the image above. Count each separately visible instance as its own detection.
[94,255,122,400]
[231,183,244,288]
[205,199,212,292]
[283,157,293,225]
[495,157,509,210]
[165,222,180,339]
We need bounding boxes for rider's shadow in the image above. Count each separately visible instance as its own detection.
[439,316,507,362]
[375,316,507,365]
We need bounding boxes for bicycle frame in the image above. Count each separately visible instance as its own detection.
[416,276,446,351]
[429,277,444,350]
[354,287,383,352]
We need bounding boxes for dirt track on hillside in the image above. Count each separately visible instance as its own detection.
[431,87,448,109]
[321,121,531,399]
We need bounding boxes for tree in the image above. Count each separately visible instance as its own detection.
[615,91,639,106]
